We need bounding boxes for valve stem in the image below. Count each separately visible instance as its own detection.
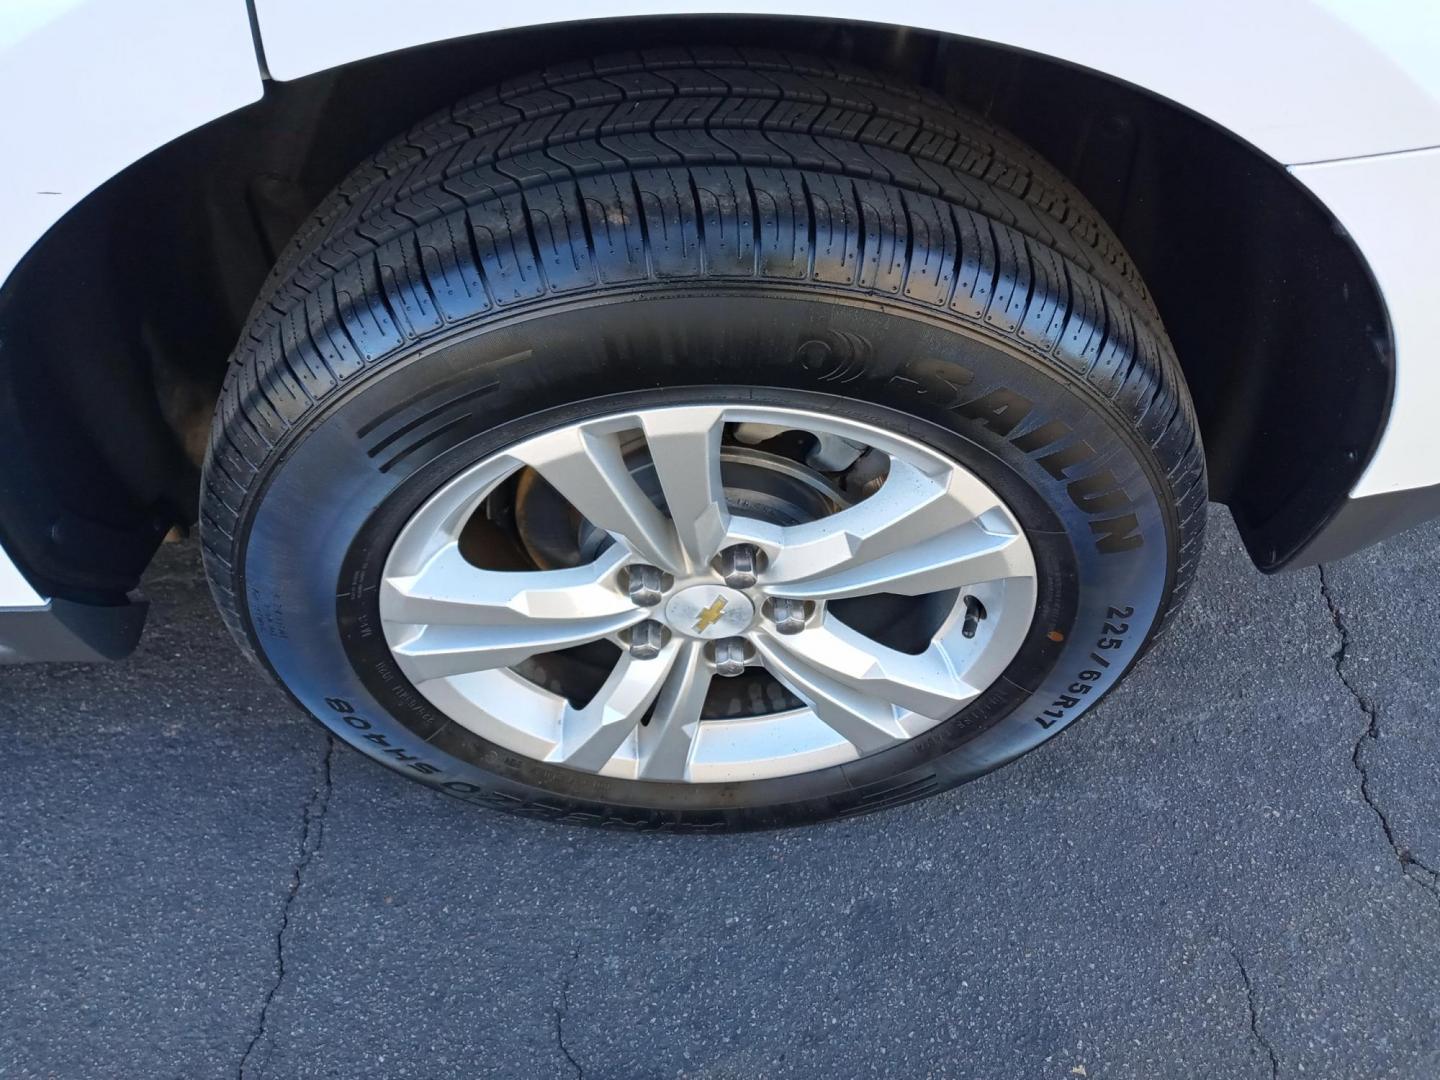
[961,595,987,639]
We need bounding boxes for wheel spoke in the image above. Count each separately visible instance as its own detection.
[512,422,682,571]
[553,641,683,773]
[381,544,644,682]
[771,524,1032,600]
[756,614,975,722]
[640,407,730,570]
[752,631,910,754]
[381,542,632,626]
[761,457,1006,595]
[635,640,712,780]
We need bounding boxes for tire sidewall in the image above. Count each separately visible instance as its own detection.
[236,288,1174,828]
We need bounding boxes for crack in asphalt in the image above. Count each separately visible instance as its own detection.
[1228,944,1280,1080]
[1317,566,1440,906]
[554,947,583,1079]
[237,735,336,1080]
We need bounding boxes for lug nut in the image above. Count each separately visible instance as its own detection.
[628,620,666,660]
[717,544,758,590]
[626,564,664,607]
[767,597,808,635]
[712,637,749,677]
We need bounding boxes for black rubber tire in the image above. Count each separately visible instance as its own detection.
[201,48,1206,831]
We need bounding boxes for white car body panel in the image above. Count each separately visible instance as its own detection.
[0,0,1437,607]
[0,550,44,608]
[253,0,1440,165]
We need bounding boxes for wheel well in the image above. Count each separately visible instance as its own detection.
[0,16,1390,601]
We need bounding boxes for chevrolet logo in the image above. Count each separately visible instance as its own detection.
[694,596,728,633]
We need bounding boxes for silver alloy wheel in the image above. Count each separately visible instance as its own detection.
[379,405,1038,784]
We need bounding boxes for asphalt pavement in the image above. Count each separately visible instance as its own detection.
[2,506,1438,1079]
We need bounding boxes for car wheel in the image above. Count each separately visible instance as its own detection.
[201,50,1206,829]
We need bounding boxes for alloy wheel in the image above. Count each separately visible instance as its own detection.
[379,405,1038,784]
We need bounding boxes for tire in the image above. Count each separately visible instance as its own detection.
[201,48,1206,831]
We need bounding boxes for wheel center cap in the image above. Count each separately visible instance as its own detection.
[664,585,754,639]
